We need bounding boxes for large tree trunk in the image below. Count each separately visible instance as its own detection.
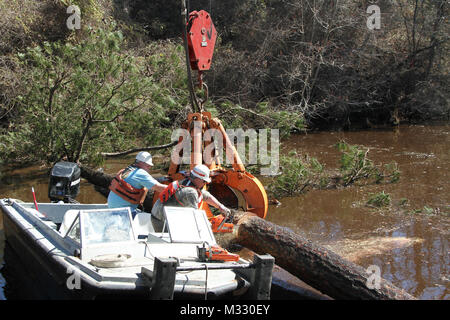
[231,211,417,300]
[80,165,113,190]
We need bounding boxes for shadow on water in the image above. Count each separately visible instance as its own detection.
[0,124,448,299]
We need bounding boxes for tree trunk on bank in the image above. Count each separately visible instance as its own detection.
[231,211,417,300]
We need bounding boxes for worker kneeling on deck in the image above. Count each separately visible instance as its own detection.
[108,151,167,218]
[151,164,231,232]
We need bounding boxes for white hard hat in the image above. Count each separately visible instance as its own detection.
[191,164,211,183]
[136,151,153,166]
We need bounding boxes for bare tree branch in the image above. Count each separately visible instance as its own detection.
[100,141,178,158]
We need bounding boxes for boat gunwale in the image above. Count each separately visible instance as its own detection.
[0,199,254,297]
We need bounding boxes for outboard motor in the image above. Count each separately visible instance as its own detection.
[48,162,81,203]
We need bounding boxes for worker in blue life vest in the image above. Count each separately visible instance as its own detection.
[108,151,167,218]
[150,164,231,232]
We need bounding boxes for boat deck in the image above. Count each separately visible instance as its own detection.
[0,199,269,299]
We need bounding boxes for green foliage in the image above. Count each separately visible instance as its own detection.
[213,101,245,129]
[423,206,434,215]
[257,104,305,139]
[0,26,166,165]
[336,141,400,186]
[383,162,401,183]
[211,100,305,138]
[267,150,325,198]
[408,205,448,216]
[60,0,106,30]
[141,42,189,128]
[366,191,391,208]
[336,141,375,186]
[60,0,99,14]
[407,205,450,217]
[267,141,401,198]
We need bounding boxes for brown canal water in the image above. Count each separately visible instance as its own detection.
[0,124,448,299]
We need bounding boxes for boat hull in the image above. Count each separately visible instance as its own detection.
[1,203,251,300]
[3,211,150,299]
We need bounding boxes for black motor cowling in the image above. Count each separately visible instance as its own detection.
[48,162,81,203]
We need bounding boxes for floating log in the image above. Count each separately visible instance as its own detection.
[230,211,417,300]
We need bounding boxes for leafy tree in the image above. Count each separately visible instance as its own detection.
[0,27,163,165]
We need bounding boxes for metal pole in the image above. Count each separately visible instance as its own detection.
[150,257,178,300]
[248,254,274,300]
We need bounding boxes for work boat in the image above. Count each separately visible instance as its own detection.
[0,164,274,300]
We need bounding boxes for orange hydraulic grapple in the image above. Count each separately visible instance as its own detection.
[152,8,268,235]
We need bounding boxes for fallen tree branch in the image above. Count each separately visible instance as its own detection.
[101,141,178,158]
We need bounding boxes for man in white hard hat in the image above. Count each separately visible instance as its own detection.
[108,151,167,217]
[151,164,232,231]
